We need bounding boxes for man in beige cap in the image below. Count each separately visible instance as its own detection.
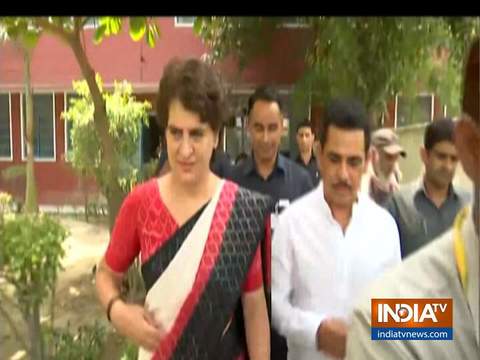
[362,128,406,206]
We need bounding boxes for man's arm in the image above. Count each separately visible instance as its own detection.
[242,286,270,360]
[385,194,406,259]
[271,214,324,349]
[346,301,411,360]
[385,195,398,222]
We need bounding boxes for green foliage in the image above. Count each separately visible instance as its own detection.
[1,16,160,51]
[120,340,139,360]
[62,75,151,193]
[45,321,139,360]
[0,192,14,215]
[1,164,26,181]
[1,213,68,310]
[196,16,479,119]
[0,192,15,267]
[92,17,160,48]
[194,17,281,68]
[302,17,455,113]
[140,158,159,182]
[45,321,107,360]
[0,17,41,50]
[129,17,147,41]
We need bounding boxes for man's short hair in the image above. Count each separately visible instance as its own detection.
[247,85,283,115]
[424,118,456,151]
[318,98,371,153]
[296,119,314,134]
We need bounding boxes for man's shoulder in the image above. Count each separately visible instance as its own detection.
[279,188,318,220]
[359,192,396,225]
[389,181,420,211]
[453,185,473,205]
[231,180,272,202]
[396,180,420,198]
[349,231,475,359]
[229,161,249,182]
[281,155,311,180]
[360,231,455,303]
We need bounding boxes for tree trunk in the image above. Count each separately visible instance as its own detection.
[49,284,56,329]
[23,49,38,214]
[79,169,90,222]
[28,302,45,360]
[106,190,125,232]
[67,32,125,231]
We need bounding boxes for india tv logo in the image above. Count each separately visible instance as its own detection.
[371,299,453,340]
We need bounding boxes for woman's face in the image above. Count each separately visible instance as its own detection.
[165,99,218,185]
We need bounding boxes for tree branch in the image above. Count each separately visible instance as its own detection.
[80,16,90,29]
[73,17,83,36]
[33,17,74,44]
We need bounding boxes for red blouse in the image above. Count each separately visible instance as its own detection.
[105,179,263,292]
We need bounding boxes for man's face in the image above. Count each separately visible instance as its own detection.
[421,140,459,189]
[248,100,283,163]
[455,117,480,187]
[296,126,315,154]
[377,149,400,177]
[318,125,367,209]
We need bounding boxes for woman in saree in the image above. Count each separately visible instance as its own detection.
[95,58,271,360]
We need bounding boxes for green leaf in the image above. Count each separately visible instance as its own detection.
[21,30,39,50]
[129,17,146,41]
[93,24,107,44]
[146,25,157,48]
[6,26,19,40]
[150,22,160,37]
[193,18,203,35]
[109,17,122,35]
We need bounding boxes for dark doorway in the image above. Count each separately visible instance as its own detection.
[141,113,163,165]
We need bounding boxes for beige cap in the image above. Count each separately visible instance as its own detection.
[371,128,406,157]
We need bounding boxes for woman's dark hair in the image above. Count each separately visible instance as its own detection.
[156,58,228,133]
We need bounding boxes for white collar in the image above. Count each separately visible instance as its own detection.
[316,181,363,228]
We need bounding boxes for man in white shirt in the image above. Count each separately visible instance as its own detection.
[272,98,401,360]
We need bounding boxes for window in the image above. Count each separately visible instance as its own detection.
[64,93,79,160]
[174,17,195,27]
[21,94,56,160]
[395,94,434,128]
[279,17,308,28]
[0,94,12,160]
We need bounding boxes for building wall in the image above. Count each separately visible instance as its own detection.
[0,93,98,206]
